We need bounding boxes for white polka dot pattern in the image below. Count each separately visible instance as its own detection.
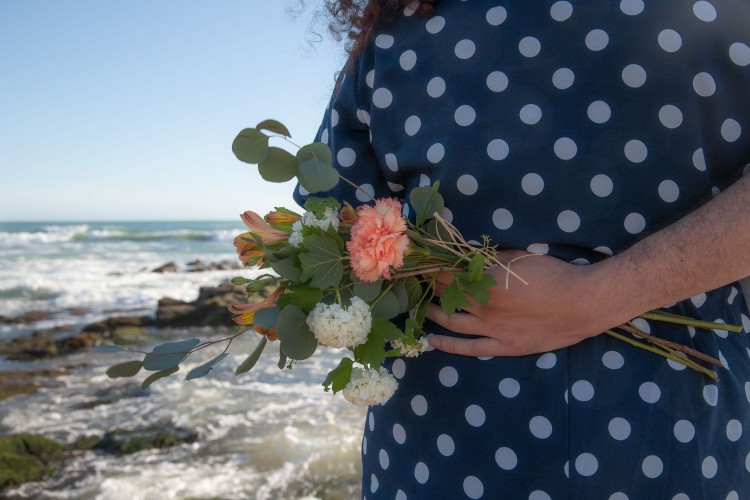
[311,2,750,497]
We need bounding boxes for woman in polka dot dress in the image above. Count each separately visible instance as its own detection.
[297,1,750,498]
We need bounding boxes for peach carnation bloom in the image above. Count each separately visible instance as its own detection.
[347,198,410,283]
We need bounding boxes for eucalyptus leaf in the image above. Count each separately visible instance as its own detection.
[236,336,267,375]
[372,291,401,320]
[276,305,318,360]
[256,119,291,137]
[352,280,383,303]
[298,159,340,193]
[141,366,179,389]
[186,352,230,380]
[106,360,143,379]
[259,147,299,183]
[143,338,201,371]
[392,280,409,314]
[297,142,332,165]
[278,351,288,369]
[254,307,280,329]
[232,128,269,164]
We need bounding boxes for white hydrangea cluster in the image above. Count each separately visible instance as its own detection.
[306,296,372,348]
[342,367,399,406]
[391,337,430,358]
[288,208,340,247]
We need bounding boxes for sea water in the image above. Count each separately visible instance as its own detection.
[0,221,365,499]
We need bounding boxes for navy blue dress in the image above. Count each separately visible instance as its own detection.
[296,1,750,498]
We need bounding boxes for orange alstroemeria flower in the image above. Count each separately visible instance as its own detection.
[240,210,288,245]
[265,210,301,226]
[233,233,266,266]
[338,201,359,225]
[229,287,283,329]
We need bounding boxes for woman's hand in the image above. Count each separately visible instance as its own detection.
[425,250,638,357]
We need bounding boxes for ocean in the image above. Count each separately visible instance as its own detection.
[0,221,365,499]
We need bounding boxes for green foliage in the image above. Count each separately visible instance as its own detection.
[232,128,269,164]
[353,319,403,368]
[270,256,303,282]
[296,143,339,193]
[256,119,291,137]
[409,182,444,226]
[323,357,353,393]
[371,291,401,320]
[298,234,344,290]
[440,277,471,316]
[467,254,485,283]
[143,338,201,371]
[258,147,299,183]
[276,284,323,314]
[403,277,423,310]
[0,434,67,489]
[458,272,497,306]
[352,279,383,303]
[106,360,143,378]
[185,352,229,380]
[276,305,318,360]
[236,337,267,375]
[253,307,280,329]
[141,366,179,389]
[303,196,341,215]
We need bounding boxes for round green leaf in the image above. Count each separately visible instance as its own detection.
[372,291,401,320]
[297,159,340,193]
[297,142,332,165]
[143,338,200,371]
[353,280,384,303]
[259,147,299,183]
[106,360,143,379]
[256,119,291,137]
[232,128,269,164]
[186,352,229,380]
[276,305,318,360]
[254,306,280,329]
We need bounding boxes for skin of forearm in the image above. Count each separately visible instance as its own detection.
[592,173,750,322]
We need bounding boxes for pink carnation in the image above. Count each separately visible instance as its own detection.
[347,198,410,283]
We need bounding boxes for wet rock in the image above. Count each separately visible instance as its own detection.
[186,259,242,272]
[0,311,57,324]
[92,423,198,456]
[0,369,67,401]
[152,262,178,273]
[0,434,68,490]
[155,282,245,328]
[1,316,154,360]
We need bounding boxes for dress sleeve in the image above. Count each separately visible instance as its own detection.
[293,50,392,209]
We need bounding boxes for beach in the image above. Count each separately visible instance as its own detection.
[0,221,364,499]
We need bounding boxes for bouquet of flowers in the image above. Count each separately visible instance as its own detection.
[103,119,741,405]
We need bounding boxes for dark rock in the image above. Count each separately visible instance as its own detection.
[152,262,178,273]
[0,310,57,324]
[1,316,154,360]
[155,282,245,328]
[93,423,198,456]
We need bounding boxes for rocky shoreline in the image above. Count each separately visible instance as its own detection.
[0,261,253,493]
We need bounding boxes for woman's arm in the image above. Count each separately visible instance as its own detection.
[427,173,750,357]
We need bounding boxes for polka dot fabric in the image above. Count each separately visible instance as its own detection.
[296,1,750,498]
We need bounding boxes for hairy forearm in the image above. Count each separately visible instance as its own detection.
[595,174,750,321]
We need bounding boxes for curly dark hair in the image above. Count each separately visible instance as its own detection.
[325,1,440,61]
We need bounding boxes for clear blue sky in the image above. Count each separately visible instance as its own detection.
[0,1,345,221]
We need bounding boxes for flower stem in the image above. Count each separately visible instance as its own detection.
[639,310,743,333]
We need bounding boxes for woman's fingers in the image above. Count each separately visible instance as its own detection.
[425,303,487,334]
[428,335,504,357]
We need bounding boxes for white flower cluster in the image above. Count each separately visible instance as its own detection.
[343,367,399,406]
[391,337,430,358]
[306,296,372,348]
[288,208,340,247]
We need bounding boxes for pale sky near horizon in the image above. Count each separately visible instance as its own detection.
[0,1,345,221]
